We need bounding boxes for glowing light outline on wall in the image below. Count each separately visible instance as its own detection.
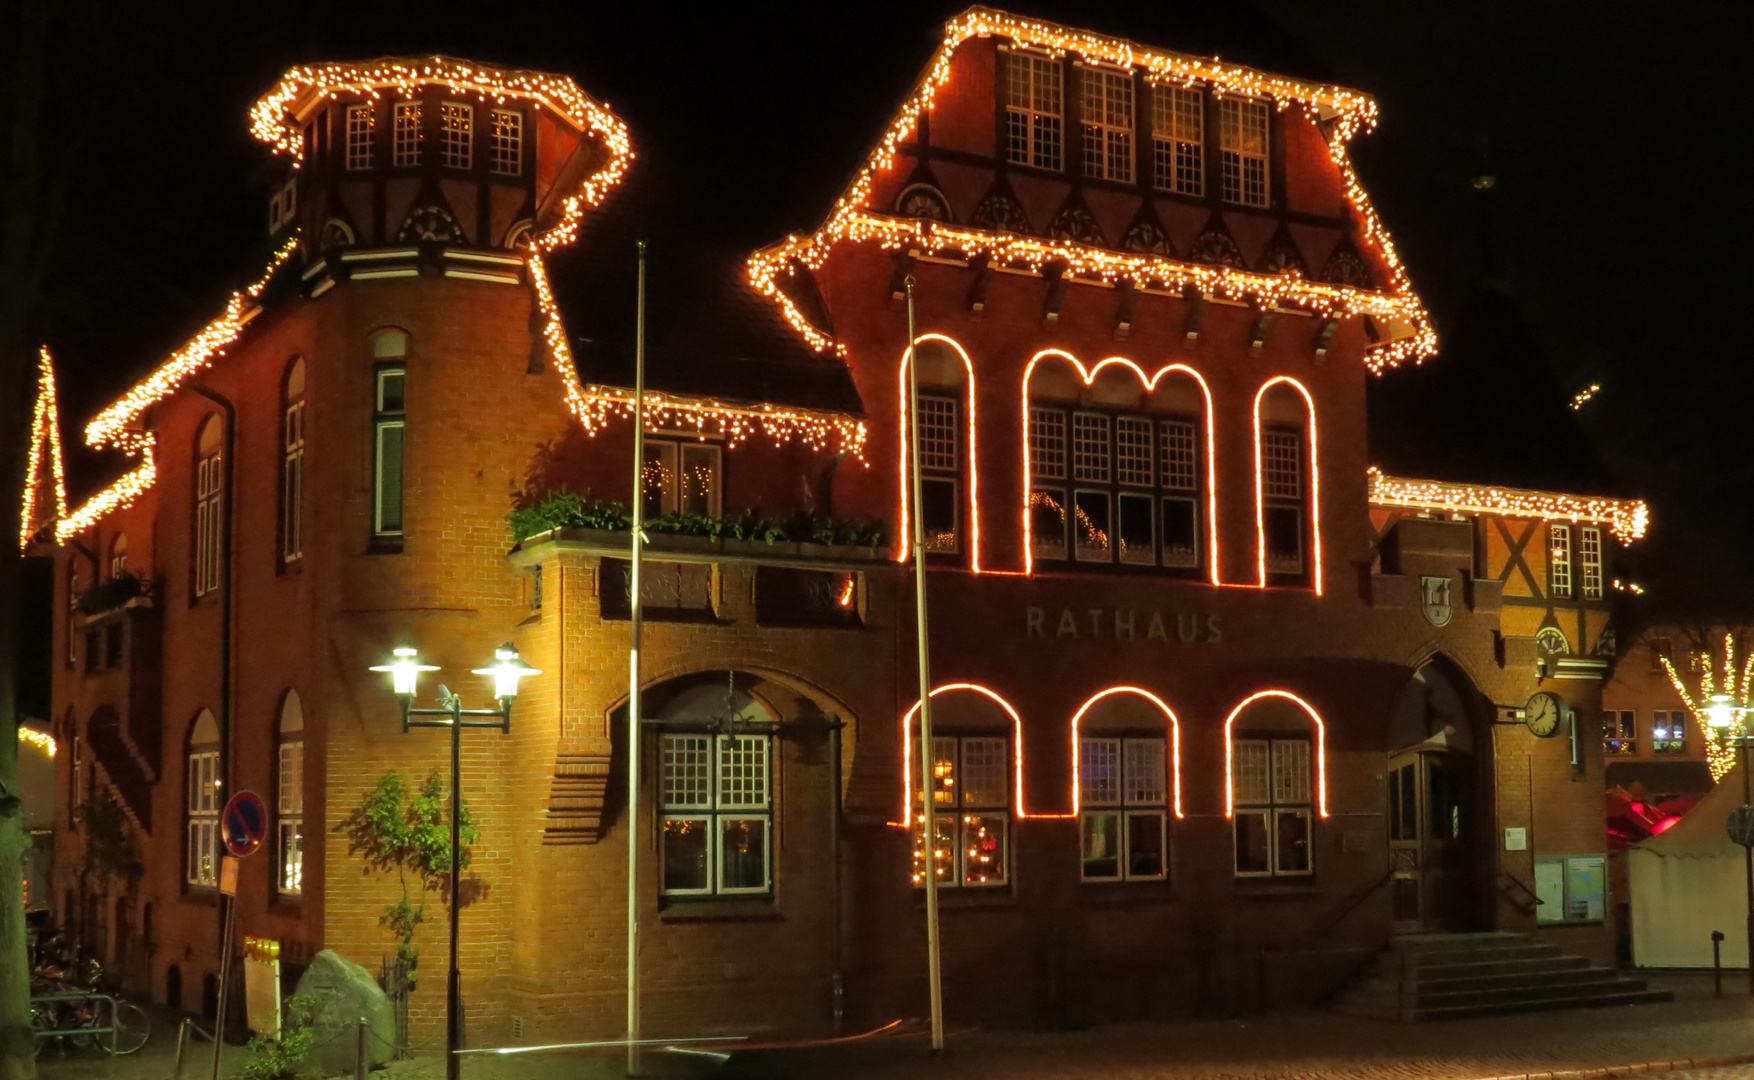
[1068,686,1184,820]
[1252,376,1322,595]
[893,683,1033,827]
[895,334,981,571]
[20,347,68,551]
[1020,350,1217,582]
[1222,689,1328,819]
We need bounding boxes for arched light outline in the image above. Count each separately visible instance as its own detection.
[1222,689,1328,819]
[1252,376,1323,595]
[893,682,1029,826]
[1068,686,1184,819]
[895,334,981,571]
[1021,350,1218,583]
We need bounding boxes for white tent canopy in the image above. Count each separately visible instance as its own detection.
[1629,760,1748,967]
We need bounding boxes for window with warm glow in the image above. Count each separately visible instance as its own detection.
[1653,710,1687,754]
[193,417,224,598]
[344,104,372,170]
[1602,710,1637,756]
[1580,526,1604,600]
[1079,736,1167,881]
[913,735,1009,887]
[281,358,305,564]
[641,438,722,519]
[1004,50,1063,171]
[660,733,772,896]
[1262,427,1305,579]
[1080,67,1133,182]
[277,692,304,895]
[1153,86,1204,195]
[439,102,472,169]
[490,109,522,175]
[392,102,423,167]
[916,394,960,554]
[109,533,128,578]
[186,712,221,888]
[1218,96,1269,207]
[1548,524,1573,598]
[1233,737,1312,877]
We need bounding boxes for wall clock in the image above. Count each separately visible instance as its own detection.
[1524,691,1565,738]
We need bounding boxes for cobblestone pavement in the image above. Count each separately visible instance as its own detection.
[32,974,1754,1079]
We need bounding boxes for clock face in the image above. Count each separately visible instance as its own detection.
[1525,692,1564,738]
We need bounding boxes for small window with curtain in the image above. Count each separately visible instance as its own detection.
[193,416,225,597]
[660,733,772,896]
[916,394,960,554]
[281,358,305,564]
[1548,524,1573,598]
[1219,96,1270,206]
[1080,66,1133,182]
[1004,50,1063,171]
[1233,737,1312,877]
[1079,736,1168,881]
[392,102,422,167]
[344,104,373,170]
[1153,85,1204,195]
[1653,710,1687,754]
[913,735,1009,887]
[641,438,723,519]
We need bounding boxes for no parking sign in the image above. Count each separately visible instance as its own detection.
[223,790,269,858]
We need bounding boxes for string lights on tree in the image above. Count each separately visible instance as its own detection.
[746,7,1436,370]
[1367,468,1649,542]
[1659,633,1754,783]
[16,728,56,757]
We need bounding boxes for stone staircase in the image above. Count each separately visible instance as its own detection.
[1331,932,1671,1021]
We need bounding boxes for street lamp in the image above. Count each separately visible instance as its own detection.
[369,642,538,1080]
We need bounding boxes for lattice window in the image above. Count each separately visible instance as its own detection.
[1602,710,1637,756]
[393,102,423,167]
[1125,740,1167,805]
[1115,417,1153,486]
[916,395,958,472]
[1160,420,1197,491]
[914,734,1011,887]
[277,741,303,894]
[186,749,220,887]
[662,734,712,808]
[1580,526,1604,600]
[1152,85,1204,195]
[439,102,472,169]
[1232,740,1271,805]
[1219,97,1269,207]
[1262,430,1301,498]
[1073,413,1111,483]
[1549,524,1573,598]
[1080,735,1169,881]
[1233,736,1313,877]
[717,735,770,809]
[490,109,522,175]
[1081,67,1133,182]
[345,104,373,170]
[661,733,773,895]
[1030,406,1066,480]
[1004,51,1063,170]
[1080,738,1121,805]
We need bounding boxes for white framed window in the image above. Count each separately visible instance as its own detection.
[1080,67,1133,182]
[282,358,305,564]
[1219,96,1269,207]
[344,104,373,170]
[1030,406,1068,562]
[1233,737,1312,877]
[374,367,406,537]
[186,743,221,888]
[1115,417,1153,487]
[1153,85,1204,195]
[194,419,224,597]
[1653,710,1687,754]
[1549,524,1573,598]
[1580,526,1604,600]
[277,741,304,893]
[913,734,1010,887]
[660,733,773,896]
[1080,736,1167,881]
[642,439,723,518]
[916,394,960,554]
[1072,413,1111,483]
[392,101,423,167]
[1602,710,1636,756]
[1261,427,1305,577]
[490,109,523,175]
[439,102,472,169]
[1004,50,1063,171]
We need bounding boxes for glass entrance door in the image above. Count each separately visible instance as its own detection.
[1388,750,1476,932]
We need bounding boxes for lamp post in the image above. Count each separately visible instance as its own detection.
[1703,691,1753,993]
[370,643,539,1080]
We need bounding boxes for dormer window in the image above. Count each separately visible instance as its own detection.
[344,104,372,170]
[440,103,473,169]
[393,102,423,167]
[1080,67,1133,183]
[1003,50,1063,171]
[1153,86,1204,196]
[491,109,523,175]
[1219,96,1270,207]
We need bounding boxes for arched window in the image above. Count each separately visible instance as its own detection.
[277,691,304,895]
[370,330,409,540]
[281,358,306,564]
[654,680,773,897]
[185,709,221,887]
[193,414,225,597]
[897,336,979,568]
[1224,691,1327,879]
[109,533,128,578]
[900,684,1024,888]
[1024,353,1216,580]
[1253,378,1320,592]
[1071,688,1180,881]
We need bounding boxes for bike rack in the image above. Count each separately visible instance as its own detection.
[29,990,120,1054]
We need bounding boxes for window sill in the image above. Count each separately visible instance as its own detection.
[367,539,405,556]
[657,898,780,923]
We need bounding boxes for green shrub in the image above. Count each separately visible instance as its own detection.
[75,569,149,615]
[508,489,889,549]
[238,993,322,1080]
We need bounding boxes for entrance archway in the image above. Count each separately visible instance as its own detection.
[1386,658,1488,932]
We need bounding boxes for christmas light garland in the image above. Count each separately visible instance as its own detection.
[746,7,1435,370]
[1659,634,1754,783]
[1367,467,1649,541]
[17,727,56,757]
[19,347,68,551]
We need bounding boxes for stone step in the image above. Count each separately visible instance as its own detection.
[1388,932,1533,952]
[1410,987,1674,1021]
[1368,947,1569,975]
[1347,964,1616,1000]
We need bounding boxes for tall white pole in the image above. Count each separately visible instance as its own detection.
[904,277,945,1050]
[626,241,647,1077]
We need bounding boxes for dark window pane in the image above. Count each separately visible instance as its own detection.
[661,818,709,893]
[1118,493,1154,565]
[1081,812,1120,880]
[1127,812,1166,879]
[1031,489,1068,560]
[1162,496,1198,568]
[1235,812,1270,874]
[378,371,405,413]
[719,819,768,892]
[1265,504,1302,574]
[1073,490,1111,560]
[921,476,958,553]
[1276,811,1311,873]
[376,425,405,533]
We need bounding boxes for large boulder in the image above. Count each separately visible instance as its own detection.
[293,949,396,1075]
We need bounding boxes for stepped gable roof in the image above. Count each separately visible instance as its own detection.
[746,6,1436,370]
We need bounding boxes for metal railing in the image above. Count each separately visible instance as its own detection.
[30,990,119,1053]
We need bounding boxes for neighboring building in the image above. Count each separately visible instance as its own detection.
[1601,628,1715,802]
[20,9,1652,1044]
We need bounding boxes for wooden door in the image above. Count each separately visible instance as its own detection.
[1388,750,1477,932]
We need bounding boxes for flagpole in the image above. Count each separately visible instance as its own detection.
[904,277,945,1051]
[626,240,647,1077]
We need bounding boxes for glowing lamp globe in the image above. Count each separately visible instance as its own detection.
[1706,692,1738,729]
[370,646,439,696]
[473,643,540,700]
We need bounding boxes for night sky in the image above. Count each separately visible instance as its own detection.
[22,1,1744,614]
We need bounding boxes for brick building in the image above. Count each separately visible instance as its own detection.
[22,8,1653,1046]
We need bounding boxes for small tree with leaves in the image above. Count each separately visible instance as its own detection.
[336,771,477,1053]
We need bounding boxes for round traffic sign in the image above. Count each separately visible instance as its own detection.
[223,790,269,858]
[1727,804,1754,850]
